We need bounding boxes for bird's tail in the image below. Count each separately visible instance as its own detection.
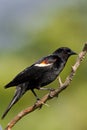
[2,83,28,119]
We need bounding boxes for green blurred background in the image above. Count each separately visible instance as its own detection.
[0,0,87,129]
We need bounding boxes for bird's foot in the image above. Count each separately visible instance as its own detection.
[49,88,55,91]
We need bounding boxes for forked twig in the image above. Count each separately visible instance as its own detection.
[5,43,87,130]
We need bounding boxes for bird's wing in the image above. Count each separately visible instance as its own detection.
[34,55,58,67]
[5,55,58,88]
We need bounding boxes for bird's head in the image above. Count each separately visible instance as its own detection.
[53,47,77,60]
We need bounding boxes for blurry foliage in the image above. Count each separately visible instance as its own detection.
[0,1,87,130]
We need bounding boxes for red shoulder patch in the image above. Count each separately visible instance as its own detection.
[40,59,48,64]
[35,58,57,67]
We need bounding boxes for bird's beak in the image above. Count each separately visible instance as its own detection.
[71,51,77,55]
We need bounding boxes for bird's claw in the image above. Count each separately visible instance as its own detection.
[49,88,55,91]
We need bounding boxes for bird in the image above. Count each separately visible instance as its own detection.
[2,47,77,119]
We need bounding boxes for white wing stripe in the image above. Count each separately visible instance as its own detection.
[34,63,52,67]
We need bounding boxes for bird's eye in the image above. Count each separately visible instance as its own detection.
[66,49,71,53]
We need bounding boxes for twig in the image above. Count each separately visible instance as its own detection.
[5,43,87,130]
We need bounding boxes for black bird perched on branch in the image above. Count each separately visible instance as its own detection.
[2,47,77,119]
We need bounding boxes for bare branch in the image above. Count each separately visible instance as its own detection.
[5,43,87,130]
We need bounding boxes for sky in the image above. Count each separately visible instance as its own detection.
[0,0,76,50]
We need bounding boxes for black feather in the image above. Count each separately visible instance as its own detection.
[2,83,28,119]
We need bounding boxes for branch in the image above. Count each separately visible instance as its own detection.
[5,43,87,130]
